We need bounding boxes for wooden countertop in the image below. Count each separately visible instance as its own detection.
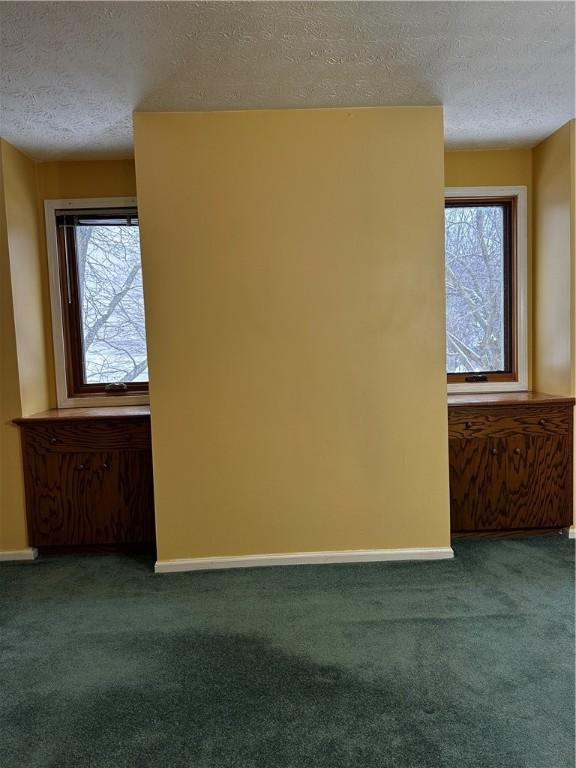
[14,405,151,423]
[13,393,574,422]
[448,392,575,408]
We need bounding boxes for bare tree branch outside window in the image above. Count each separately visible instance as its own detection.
[75,224,148,384]
[445,205,505,374]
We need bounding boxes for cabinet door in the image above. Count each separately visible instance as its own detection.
[24,450,107,546]
[506,434,572,528]
[449,438,507,531]
[24,449,156,546]
[104,450,155,544]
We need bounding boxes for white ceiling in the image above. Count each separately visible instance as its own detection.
[0,1,574,160]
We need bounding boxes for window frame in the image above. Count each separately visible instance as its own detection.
[45,197,150,408]
[445,186,528,394]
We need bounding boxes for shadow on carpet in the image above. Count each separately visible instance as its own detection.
[0,536,574,768]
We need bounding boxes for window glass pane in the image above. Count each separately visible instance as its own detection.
[445,205,505,374]
[75,222,148,384]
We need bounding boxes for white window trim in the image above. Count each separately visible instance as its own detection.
[445,185,528,394]
[45,197,150,409]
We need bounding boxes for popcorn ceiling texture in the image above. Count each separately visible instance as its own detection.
[0,1,574,160]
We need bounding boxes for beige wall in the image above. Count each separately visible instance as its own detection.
[0,140,53,552]
[445,149,532,188]
[572,119,576,393]
[2,122,573,554]
[134,107,451,561]
[1,140,53,415]
[36,159,136,200]
[532,122,574,396]
[445,149,533,386]
[34,157,138,409]
[0,148,137,552]
[0,149,28,550]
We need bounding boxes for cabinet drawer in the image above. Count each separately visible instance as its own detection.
[22,419,151,453]
[448,406,571,439]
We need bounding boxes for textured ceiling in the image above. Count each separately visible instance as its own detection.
[0,1,574,160]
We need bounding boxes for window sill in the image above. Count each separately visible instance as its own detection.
[56,393,150,409]
[448,380,528,395]
[447,391,575,408]
[14,404,151,423]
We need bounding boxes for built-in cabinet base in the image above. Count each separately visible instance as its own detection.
[15,407,155,549]
[448,392,574,537]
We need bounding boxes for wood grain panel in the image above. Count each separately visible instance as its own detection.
[506,434,572,528]
[14,405,150,422]
[448,400,574,536]
[114,451,155,543]
[448,392,575,408]
[24,420,151,453]
[448,406,570,439]
[449,438,507,531]
[23,448,155,546]
[24,450,100,545]
[452,528,564,539]
[20,418,155,548]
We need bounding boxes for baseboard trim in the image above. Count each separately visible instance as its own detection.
[155,546,454,574]
[0,548,38,562]
[563,526,576,539]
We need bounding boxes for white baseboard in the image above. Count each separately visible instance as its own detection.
[155,546,454,574]
[563,526,576,539]
[0,548,37,562]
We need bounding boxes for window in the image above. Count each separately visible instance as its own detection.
[445,186,527,393]
[46,198,149,407]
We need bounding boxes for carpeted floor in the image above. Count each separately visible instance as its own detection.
[0,537,574,768]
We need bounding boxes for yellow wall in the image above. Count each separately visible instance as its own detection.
[134,107,451,561]
[444,149,532,188]
[445,149,533,386]
[34,157,138,408]
[532,122,574,396]
[0,148,137,552]
[36,159,136,200]
[1,140,53,415]
[572,119,576,392]
[2,122,572,554]
[0,149,28,550]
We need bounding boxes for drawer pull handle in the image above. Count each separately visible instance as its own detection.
[491,448,497,455]
[514,448,521,455]
[539,419,546,426]
[465,421,473,429]
[100,463,109,470]
[50,437,58,444]
[78,464,85,470]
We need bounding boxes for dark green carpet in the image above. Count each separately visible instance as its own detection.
[1,537,574,768]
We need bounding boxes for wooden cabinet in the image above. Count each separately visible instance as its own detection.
[448,393,574,536]
[15,407,155,549]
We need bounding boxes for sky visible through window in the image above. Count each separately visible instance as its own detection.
[445,205,505,374]
[76,223,148,384]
